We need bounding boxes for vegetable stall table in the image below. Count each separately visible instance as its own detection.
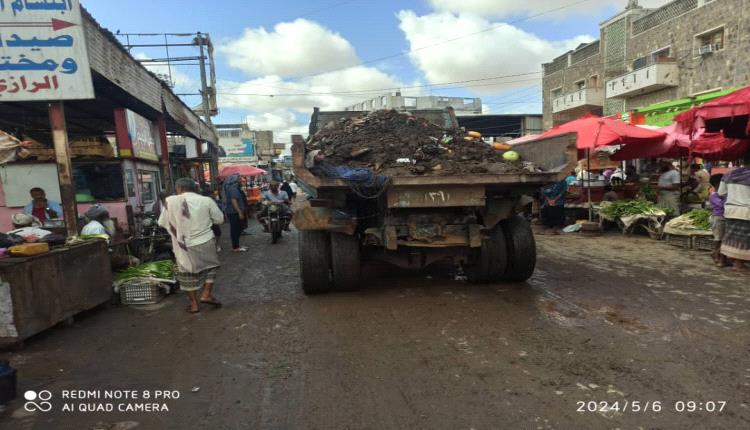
[597,200,668,236]
[0,240,112,347]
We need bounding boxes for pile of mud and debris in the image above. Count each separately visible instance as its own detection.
[305,110,524,176]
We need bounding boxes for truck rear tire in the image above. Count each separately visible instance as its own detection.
[466,226,508,284]
[299,230,332,294]
[331,233,361,291]
[501,215,536,282]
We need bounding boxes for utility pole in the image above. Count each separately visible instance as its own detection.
[195,32,220,189]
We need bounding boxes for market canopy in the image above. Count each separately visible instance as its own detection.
[218,165,267,178]
[609,124,689,161]
[536,114,666,150]
[631,88,736,127]
[675,86,750,139]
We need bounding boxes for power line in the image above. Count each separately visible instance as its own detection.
[216,71,543,96]
[216,77,542,98]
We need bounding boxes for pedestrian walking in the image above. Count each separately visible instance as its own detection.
[281,178,295,202]
[222,174,248,252]
[158,178,224,314]
[201,184,223,252]
[718,154,750,272]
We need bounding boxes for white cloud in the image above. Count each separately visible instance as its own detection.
[218,19,359,78]
[397,11,592,94]
[217,66,415,142]
[428,0,671,19]
[218,66,411,115]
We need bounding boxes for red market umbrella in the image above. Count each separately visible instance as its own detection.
[536,114,665,221]
[218,164,267,178]
[675,86,750,138]
[610,124,689,161]
[537,113,666,149]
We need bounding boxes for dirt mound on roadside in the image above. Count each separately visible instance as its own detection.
[306,110,522,176]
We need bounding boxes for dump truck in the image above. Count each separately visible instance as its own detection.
[292,108,577,294]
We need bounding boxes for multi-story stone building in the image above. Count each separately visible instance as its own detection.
[542,0,750,130]
[344,92,482,114]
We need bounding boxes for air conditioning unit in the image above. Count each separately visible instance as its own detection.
[699,44,714,55]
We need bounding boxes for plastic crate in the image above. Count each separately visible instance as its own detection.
[119,278,167,305]
[665,233,692,249]
[692,235,716,252]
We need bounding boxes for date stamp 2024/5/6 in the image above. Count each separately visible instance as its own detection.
[577,400,728,414]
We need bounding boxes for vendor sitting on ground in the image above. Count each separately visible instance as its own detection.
[258,180,292,231]
[81,205,114,242]
[602,184,619,202]
[7,213,52,242]
[23,187,62,222]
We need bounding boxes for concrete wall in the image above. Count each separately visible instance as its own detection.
[345,95,482,114]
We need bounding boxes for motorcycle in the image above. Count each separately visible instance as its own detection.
[261,202,290,244]
[134,212,172,261]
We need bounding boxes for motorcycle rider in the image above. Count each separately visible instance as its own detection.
[259,180,292,231]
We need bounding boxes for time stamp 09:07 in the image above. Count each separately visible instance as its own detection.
[577,400,727,414]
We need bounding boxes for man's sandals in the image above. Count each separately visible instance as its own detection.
[200,297,223,308]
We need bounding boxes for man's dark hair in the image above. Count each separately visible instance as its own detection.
[175,178,198,192]
[29,187,44,194]
[709,174,724,189]
[690,163,702,171]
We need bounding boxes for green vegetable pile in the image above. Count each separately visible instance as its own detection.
[685,208,711,230]
[114,260,175,285]
[601,198,669,218]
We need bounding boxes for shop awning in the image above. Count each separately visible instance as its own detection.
[633,88,737,127]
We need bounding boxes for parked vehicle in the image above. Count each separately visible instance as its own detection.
[133,212,172,262]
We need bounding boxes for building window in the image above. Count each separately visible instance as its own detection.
[651,46,671,63]
[696,27,725,54]
[138,170,157,204]
[574,80,586,91]
[550,87,563,99]
[73,163,126,202]
[589,75,599,88]
[404,97,417,108]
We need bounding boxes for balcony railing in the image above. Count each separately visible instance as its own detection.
[552,87,604,114]
[605,62,678,99]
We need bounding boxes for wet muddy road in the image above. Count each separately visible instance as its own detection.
[2,226,749,429]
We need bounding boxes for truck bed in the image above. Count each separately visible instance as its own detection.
[292,133,577,190]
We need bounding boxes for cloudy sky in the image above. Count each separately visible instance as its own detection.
[82,0,670,142]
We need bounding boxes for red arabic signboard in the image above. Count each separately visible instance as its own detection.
[0,0,94,101]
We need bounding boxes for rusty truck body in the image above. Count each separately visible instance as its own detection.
[292,108,577,294]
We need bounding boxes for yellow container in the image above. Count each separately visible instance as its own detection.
[9,242,50,256]
[467,131,482,138]
[492,143,512,151]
